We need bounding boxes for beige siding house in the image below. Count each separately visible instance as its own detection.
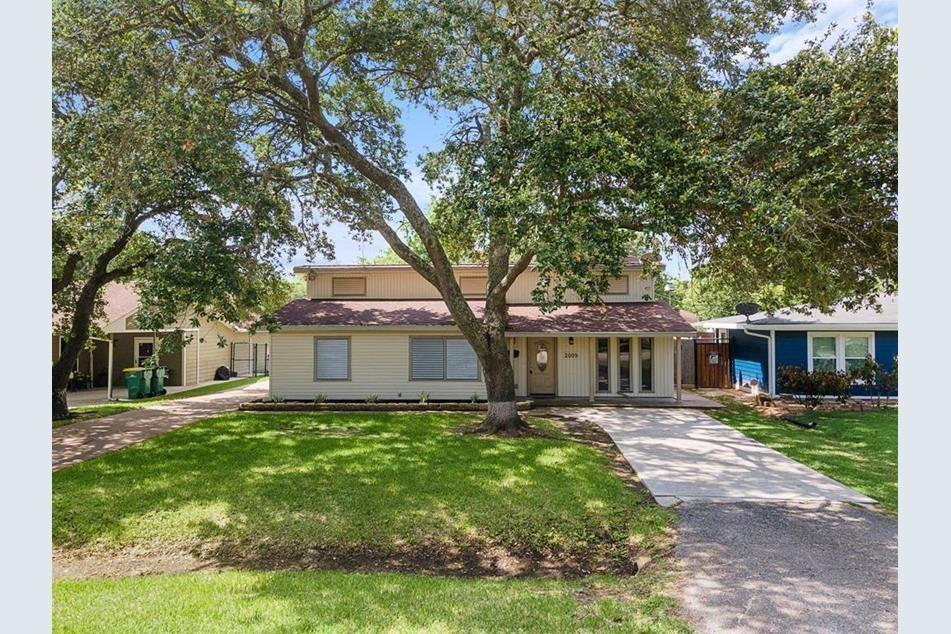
[271,260,695,402]
[53,282,270,397]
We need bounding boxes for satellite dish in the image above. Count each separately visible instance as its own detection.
[735,302,760,322]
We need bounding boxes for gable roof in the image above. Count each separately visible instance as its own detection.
[275,299,696,335]
[700,294,898,331]
[53,282,140,330]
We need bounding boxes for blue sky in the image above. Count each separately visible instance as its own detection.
[294,0,898,274]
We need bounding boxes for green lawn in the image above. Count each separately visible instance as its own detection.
[54,411,671,558]
[54,376,267,427]
[54,411,683,631]
[54,571,687,633]
[709,397,898,512]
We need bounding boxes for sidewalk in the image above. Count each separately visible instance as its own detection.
[53,380,268,470]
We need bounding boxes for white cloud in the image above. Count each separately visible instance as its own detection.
[767,0,898,63]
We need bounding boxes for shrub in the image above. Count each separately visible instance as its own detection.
[365,394,379,403]
[470,393,479,403]
[880,356,898,405]
[778,365,852,407]
[418,392,429,404]
[313,393,326,405]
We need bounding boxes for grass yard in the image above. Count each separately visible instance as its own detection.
[54,411,682,631]
[54,376,267,427]
[54,570,687,633]
[54,411,671,561]
[709,397,898,512]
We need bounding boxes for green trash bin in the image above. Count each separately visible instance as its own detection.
[151,366,168,396]
[123,368,146,400]
[141,367,155,397]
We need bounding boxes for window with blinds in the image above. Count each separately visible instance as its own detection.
[314,338,350,380]
[332,276,366,296]
[606,275,629,294]
[459,276,488,296]
[411,338,479,380]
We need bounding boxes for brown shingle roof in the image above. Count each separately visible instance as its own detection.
[275,299,695,334]
[53,282,140,329]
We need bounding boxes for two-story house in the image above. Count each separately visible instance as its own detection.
[270,259,697,402]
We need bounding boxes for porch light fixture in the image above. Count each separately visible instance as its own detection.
[568,337,575,345]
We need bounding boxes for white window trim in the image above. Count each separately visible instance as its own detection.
[133,336,157,367]
[807,332,875,373]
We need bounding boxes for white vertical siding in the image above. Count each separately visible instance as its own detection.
[510,336,528,398]
[556,336,592,397]
[271,330,676,400]
[304,268,654,303]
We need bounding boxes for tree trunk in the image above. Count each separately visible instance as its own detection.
[468,292,529,434]
[52,278,104,420]
[476,338,529,434]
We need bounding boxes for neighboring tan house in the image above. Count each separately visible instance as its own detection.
[699,294,898,397]
[270,259,696,402]
[53,283,270,398]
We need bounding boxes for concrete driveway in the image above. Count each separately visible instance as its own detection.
[559,407,897,634]
[53,379,268,470]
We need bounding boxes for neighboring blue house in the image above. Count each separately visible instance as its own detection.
[699,295,898,397]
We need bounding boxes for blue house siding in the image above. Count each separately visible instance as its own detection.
[775,331,808,370]
[729,330,769,389]
[772,329,897,396]
[875,331,898,372]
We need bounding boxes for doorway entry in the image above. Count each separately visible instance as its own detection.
[528,337,557,395]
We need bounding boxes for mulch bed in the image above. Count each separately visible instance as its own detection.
[240,400,534,412]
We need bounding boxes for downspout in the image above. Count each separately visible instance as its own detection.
[742,328,776,396]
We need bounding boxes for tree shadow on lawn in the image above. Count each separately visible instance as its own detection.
[53,411,672,577]
[54,569,689,633]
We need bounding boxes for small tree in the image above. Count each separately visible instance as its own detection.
[880,356,898,406]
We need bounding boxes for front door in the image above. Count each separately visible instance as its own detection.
[528,337,556,395]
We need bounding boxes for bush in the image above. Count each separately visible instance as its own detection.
[778,365,852,407]
[418,392,429,404]
[365,394,379,403]
[313,393,326,404]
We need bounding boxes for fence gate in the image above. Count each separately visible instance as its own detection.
[695,341,732,388]
[230,342,269,377]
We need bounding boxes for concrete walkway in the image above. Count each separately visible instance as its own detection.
[53,379,268,470]
[64,379,251,407]
[558,407,896,634]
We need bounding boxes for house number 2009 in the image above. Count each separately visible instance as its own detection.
[563,352,580,359]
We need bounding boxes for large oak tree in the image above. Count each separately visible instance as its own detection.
[104,1,895,432]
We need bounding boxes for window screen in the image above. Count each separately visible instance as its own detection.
[411,338,445,380]
[315,338,349,380]
[446,339,478,379]
[332,277,366,296]
[459,276,488,296]
[606,275,628,294]
[411,338,479,380]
